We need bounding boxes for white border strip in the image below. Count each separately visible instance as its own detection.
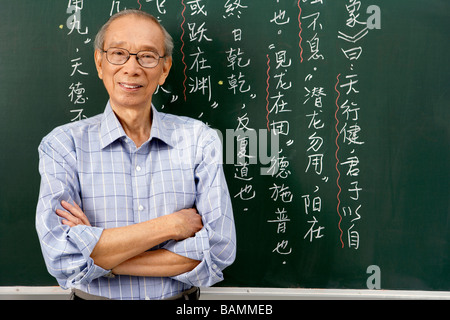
[0,286,449,300]
[200,287,450,300]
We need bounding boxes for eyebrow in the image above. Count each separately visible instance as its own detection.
[108,41,160,53]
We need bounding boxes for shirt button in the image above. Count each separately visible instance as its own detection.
[138,205,144,211]
[136,165,141,172]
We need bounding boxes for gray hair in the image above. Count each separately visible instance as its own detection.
[94,9,174,57]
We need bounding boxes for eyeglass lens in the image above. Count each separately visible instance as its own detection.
[105,48,161,68]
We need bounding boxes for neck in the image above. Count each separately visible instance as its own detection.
[111,102,152,148]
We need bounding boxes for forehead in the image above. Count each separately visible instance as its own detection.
[104,15,165,50]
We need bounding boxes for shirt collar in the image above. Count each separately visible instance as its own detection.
[100,101,174,149]
[149,105,175,148]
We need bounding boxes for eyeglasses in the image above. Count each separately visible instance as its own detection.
[101,47,166,68]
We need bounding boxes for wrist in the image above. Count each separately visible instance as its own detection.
[152,214,179,241]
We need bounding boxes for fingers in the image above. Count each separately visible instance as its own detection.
[55,200,91,227]
[174,208,203,240]
[55,210,74,227]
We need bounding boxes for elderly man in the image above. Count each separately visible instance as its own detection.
[35,9,236,300]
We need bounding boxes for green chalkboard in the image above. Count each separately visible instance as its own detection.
[0,0,448,291]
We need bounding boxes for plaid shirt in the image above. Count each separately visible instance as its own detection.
[36,102,236,300]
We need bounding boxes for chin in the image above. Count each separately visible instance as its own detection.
[112,96,151,110]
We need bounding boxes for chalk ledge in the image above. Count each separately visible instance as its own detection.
[0,286,449,300]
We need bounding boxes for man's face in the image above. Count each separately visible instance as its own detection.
[94,15,172,111]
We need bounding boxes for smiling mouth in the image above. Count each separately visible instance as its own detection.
[119,82,143,89]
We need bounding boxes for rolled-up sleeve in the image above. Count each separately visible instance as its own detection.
[35,134,109,289]
[163,128,237,287]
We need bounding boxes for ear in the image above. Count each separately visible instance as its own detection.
[158,56,172,86]
[94,49,104,80]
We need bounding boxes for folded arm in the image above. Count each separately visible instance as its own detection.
[57,200,202,275]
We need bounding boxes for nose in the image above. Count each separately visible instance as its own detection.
[122,54,142,74]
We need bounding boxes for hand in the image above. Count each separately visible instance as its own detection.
[170,208,203,241]
[56,200,91,227]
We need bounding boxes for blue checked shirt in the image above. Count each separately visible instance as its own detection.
[35,102,236,300]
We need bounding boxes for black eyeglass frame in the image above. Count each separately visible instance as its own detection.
[101,47,166,69]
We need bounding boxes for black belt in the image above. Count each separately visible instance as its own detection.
[71,287,200,300]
